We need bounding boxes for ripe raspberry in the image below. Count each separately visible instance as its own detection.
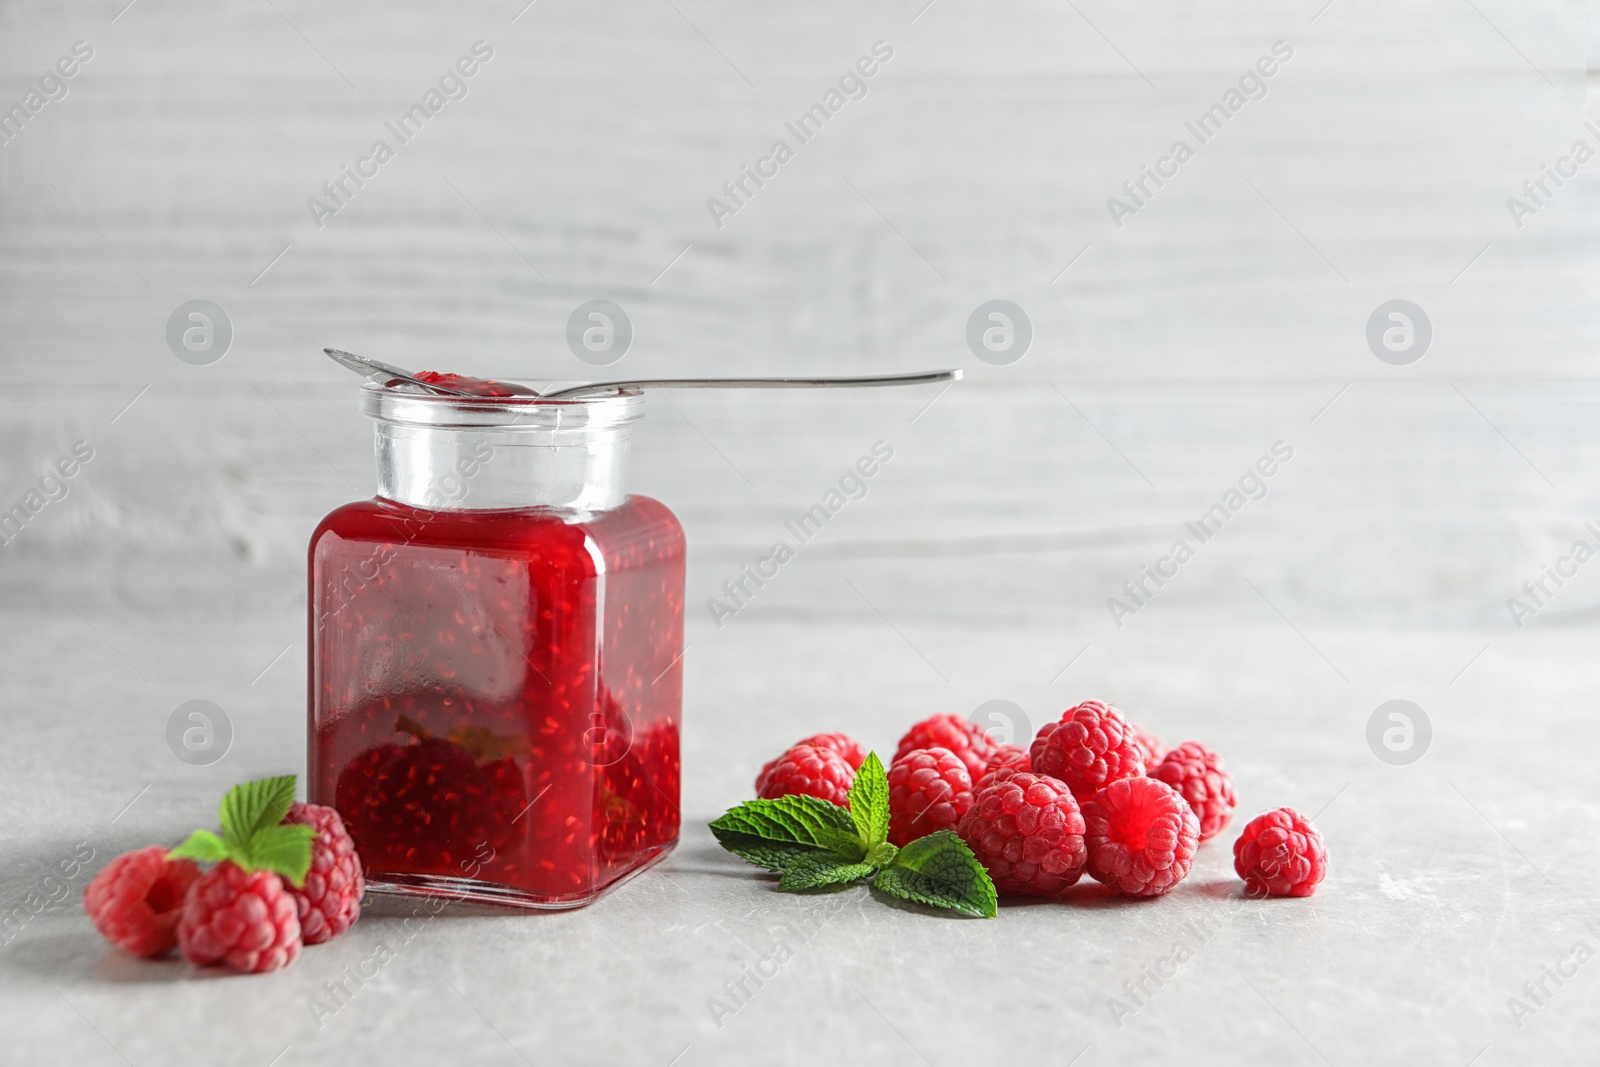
[754,743,854,807]
[1030,700,1146,801]
[975,744,1031,791]
[83,847,202,958]
[1233,807,1328,898]
[1130,723,1165,767]
[887,747,975,846]
[895,713,995,782]
[177,861,302,973]
[757,732,866,785]
[1082,776,1199,897]
[282,802,363,944]
[956,772,1087,898]
[1150,741,1237,841]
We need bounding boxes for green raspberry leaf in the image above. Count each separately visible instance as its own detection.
[710,794,865,871]
[865,840,898,869]
[218,775,297,852]
[168,829,229,864]
[872,831,997,918]
[847,751,889,852]
[241,823,316,887]
[776,854,876,891]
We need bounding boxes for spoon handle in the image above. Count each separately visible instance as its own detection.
[540,369,961,399]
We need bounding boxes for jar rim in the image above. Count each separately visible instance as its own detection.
[359,381,645,431]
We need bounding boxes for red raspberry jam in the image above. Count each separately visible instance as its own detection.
[412,371,538,397]
[309,385,684,908]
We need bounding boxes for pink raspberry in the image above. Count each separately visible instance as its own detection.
[1082,776,1199,897]
[895,713,995,782]
[1233,807,1328,897]
[1130,723,1165,767]
[956,772,1087,898]
[886,747,974,846]
[1030,700,1146,802]
[755,743,854,807]
[177,861,302,973]
[282,802,364,944]
[83,847,202,958]
[975,744,1031,791]
[1150,741,1237,842]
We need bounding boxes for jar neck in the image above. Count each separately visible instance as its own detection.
[362,385,644,511]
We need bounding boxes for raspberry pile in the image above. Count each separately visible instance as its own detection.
[83,776,366,975]
[747,704,1328,905]
[755,742,856,807]
[1150,741,1237,842]
[957,771,1086,897]
[894,713,995,782]
[886,747,974,846]
[1081,776,1199,897]
[1029,700,1146,801]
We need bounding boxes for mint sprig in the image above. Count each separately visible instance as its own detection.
[169,775,315,887]
[709,751,997,918]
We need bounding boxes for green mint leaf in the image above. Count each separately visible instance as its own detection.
[872,831,997,918]
[847,751,889,852]
[218,775,297,852]
[865,840,898,869]
[168,829,229,864]
[776,854,876,891]
[710,794,865,871]
[240,823,316,886]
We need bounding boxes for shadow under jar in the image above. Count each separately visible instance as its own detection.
[309,383,684,909]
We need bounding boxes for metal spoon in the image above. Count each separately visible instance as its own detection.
[324,348,477,397]
[540,369,960,398]
[325,347,961,397]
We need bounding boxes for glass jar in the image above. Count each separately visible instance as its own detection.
[308,382,684,909]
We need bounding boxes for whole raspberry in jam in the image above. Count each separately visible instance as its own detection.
[1130,723,1165,767]
[1149,741,1237,842]
[975,744,1031,791]
[956,772,1088,898]
[1233,807,1328,898]
[755,743,854,807]
[1082,776,1199,897]
[177,862,302,973]
[282,803,364,944]
[83,846,202,958]
[1029,700,1146,802]
[894,713,996,783]
[886,747,975,846]
[336,718,529,872]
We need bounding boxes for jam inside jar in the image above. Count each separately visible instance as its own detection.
[309,382,683,908]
